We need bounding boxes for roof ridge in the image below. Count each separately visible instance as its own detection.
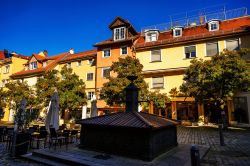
[134,112,153,128]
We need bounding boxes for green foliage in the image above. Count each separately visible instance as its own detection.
[100,56,149,106]
[14,107,37,131]
[180,49,250,110]
[35,70,59,109]
[146,91,169,110]
[0,87,7,109]
[57,66,87,113]
[4,80,35,110]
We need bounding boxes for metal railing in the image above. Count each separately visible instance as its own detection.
[141,7,248,33]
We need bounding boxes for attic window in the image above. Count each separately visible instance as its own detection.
[173,27,182,37]
[114,27,126,41]
[145,30,159,42]
[208,20,219,31]
[30,61,37,70]
[43,61,47,67]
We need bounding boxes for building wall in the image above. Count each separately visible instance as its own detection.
[58,59,96,108]
[96,45,132,89]
[23,77,38,87]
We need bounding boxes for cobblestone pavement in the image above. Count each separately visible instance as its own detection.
[0,126,250,166]
[177,126,250,166]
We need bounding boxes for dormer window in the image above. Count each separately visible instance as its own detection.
[30,61,37,70]
[114,27,126,41]
[173,27,183,37]
[43,61,47,67]
[208,20,219,31]
[145,30,159,42]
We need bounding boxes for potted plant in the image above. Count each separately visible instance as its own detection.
[12,99,36,156]
[198,116,204,126]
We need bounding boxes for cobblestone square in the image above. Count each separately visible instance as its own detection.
[0,126,250,166]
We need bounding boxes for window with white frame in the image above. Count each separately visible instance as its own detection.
[87,92,95,100]
[77,61,82,66]
[208,21,219,31]
[30,61,37,70]
[102,68,110,78]
[43,61,47,67]
[120,46,128,55]
[87,73,94,81]
[226,38,240,51]
[206,42,219,56]
[173,28,182,37]
[114,27,126,41]
[184,45,196,58]
[152,77,164,89]
[145,31,158,42]
[151,49,161,62]
[103,49,111,58]
[3,65,10,74]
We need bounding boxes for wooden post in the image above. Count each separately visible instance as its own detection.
[171,101,177,120]
[198,103,204,122]
[149,101,154,114]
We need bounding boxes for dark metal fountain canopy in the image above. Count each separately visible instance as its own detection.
[78,111,177,129]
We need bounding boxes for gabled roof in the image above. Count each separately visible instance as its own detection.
[59,49,97,63]
[94,17,138,47]
[135,16,250,50]
[77,111,178,129]
[11,52,69,79]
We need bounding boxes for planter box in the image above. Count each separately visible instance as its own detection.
[14,132,30,156]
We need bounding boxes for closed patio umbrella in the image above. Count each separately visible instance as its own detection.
[45,91,60,132]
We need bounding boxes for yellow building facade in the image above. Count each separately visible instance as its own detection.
[58,49,97,117]
[135,16,250,123]
[0,52,29,121]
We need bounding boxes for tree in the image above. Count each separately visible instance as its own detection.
[180,49,250,121]
[4,80,35,111]
[57,66,87,120]
[100,56,149,106]
[35,70,59,109]
[0,87,7,119]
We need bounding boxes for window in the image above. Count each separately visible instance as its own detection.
[88,59,94,65]
[87,92,95,100]
[151,49,161,62]
[226,38,240,51]
[120,46,127,55]
[152,77,164,89]
[30,61,37,70]
[145,31,158,42]
[206,42,219,56]
[3,65,10,74]
[173,28,182,37]
[114,27,125,41]
[103,49,111,58]
[87,73,94,81]
[208,21,219,31]
[43,62,47,67]
[184,46,196,58]
[102,68,110,78]
[77,61,82,66]
[66,63,71,68]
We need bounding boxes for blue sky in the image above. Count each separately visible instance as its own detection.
[0,0,249,56]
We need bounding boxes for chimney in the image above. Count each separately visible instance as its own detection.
[43,50,48,57]
[69,48,74,54]
[125,76,139,112]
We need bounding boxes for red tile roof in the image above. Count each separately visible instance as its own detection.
[94,35,139,46]
[59,49,97,63]
[0,51,4,60]
[135,16,250,49]
[11,52,69,78]
[77,111,178,129]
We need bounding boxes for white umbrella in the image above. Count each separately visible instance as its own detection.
[45,92,60,132]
